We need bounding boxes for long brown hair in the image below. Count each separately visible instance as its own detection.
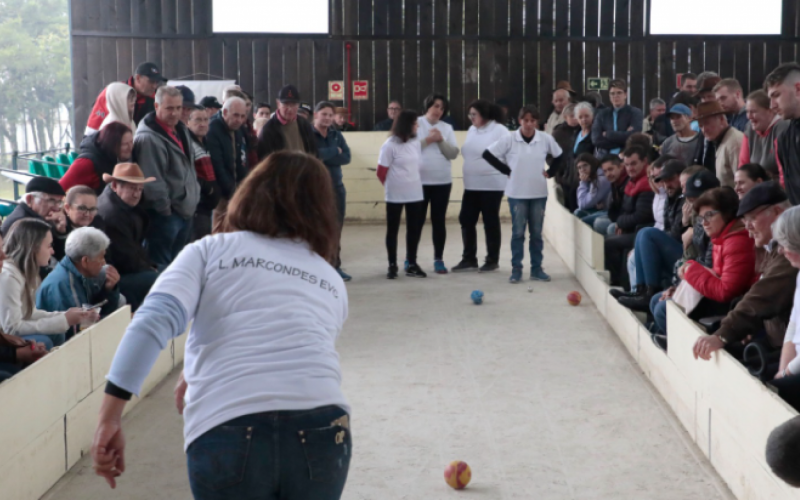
[225,151,339,263]
[4,218,52,317]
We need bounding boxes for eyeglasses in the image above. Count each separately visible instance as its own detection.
[742,205,771,224]
[35,195,64,208]
[468,112,479,118]
[699,210,720,223]
[75,205,99,215]
[388,107,402,111]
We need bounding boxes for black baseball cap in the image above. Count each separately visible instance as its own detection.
[654,159,687,182]
[684,170,721,198]
[278,84,300,103]
[299,102,313,115]
[175,86,202,109]
[737,181,788,217]
[26,176,65,196]
[199,96,222,109]
[135,62,167,82]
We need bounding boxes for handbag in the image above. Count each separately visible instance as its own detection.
[672,279,704,315]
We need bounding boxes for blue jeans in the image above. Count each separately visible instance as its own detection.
[119,271,160,312]
[633,228,684,288]
[508,197,546,270]
[187,405,351,500]
[593,215,612,235]
[0,362,20,382]
[575,209,608,227]
[146,212,193,268]
[650,291,668,334]
[20,333,57,350]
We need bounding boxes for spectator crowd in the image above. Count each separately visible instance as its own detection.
[3,60,800,485]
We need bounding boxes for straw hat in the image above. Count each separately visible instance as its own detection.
[102,163,156,184]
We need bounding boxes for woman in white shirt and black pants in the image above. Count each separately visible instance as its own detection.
[417,94,460,274]
[453,100,509,272]
[91,151,352,500]
[483,105,564,284]
[377,110,428,278]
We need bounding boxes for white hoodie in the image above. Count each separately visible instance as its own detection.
[97,82,137,134]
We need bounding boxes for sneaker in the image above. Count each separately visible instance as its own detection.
[405,263,427,278]
[530,268,551,282]
[387,265,398,279]
[337,268,352,282]
[651,333,668,351]
[509,267,522,283]
[610,284,644,300]
[479,261,499,273]
[452,259,479,272]
[434,260,448,274]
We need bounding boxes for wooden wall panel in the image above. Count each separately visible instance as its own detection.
[70,0,800,138]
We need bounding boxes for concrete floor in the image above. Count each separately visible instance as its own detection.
[43,222,734,500]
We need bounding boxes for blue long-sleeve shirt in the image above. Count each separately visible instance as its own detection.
[314,126,352,186]
[576,172,612,210]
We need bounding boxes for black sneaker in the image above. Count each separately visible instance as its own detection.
[610,285,644,300]
[405,263,427,278]
[651,333,668,351]
[452,259,479,272]
[479,261,499,272]
[387,265,398,279]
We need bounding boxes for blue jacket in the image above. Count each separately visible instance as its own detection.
[36,256,121,323]
[591,105,644,157]
[314,126,352,186]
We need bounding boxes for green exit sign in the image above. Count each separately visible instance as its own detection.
[587,77,610,91]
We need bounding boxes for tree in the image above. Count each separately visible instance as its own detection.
[0,0,71,167]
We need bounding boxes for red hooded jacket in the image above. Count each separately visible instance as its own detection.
[683,219,756,303]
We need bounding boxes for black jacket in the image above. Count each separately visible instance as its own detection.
[607,177,629,223]
[591,105,644,157]
[777,118,800,205]
[126,76,155,125]
[0,203,46,237]
[257,114,318,161]
[52,215,108,261]
[206,113,248,201]
[96,186,153,275]
[664,193,686,243]
[616,177,655,234]
[76,132,118,195]
[374,118,394,131]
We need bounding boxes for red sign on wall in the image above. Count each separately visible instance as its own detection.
[353,80,369,100]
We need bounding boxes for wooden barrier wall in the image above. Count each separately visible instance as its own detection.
[0,308,185,500]
[70,0,800,142]
[542,184,800,500]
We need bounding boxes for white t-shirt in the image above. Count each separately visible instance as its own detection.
[417,116,458,185]
[148,232,349,449]
[378,136,425,203]
[653,188,667,231]
[486,130,563,199]
[461,121,510,191]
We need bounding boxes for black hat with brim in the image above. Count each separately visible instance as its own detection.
[737,181,788,217]
[26,176,66,196]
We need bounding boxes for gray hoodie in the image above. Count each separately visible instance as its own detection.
[133,112,200,219]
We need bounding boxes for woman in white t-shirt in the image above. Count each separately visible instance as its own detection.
[452,99,509,273]
[91,152,352,500]
[770,206,800,411]
[417,94,460,274]
[377,110,428,279]
[482,105,564,284]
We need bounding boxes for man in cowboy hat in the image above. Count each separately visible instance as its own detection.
[694,71,721,103]
[692,100,743,187]
[256,84,318,159]
[96,163,159,311]
[591,78,644,157]
[544,81,576,134]
[333,107,356,131]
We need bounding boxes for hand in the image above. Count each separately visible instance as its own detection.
[337,147,342,155]
[16,342,47,364]
[775,366,791,380]
[677,261,691,280]
[426,128,443,144]
[615,227,623,236]
[92,419,126,488]
[682,201,693,226]
[579,171,590,182]
[47,210,67,234]
[175,372,188,415]
[65,307,100,326]
[682,227,694,250]
[602,131,607,137]
[627,126,634,132]
[693,335,725,360]
[660,286,676,301]
[543,170,551,179]
[104,265,120,291]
